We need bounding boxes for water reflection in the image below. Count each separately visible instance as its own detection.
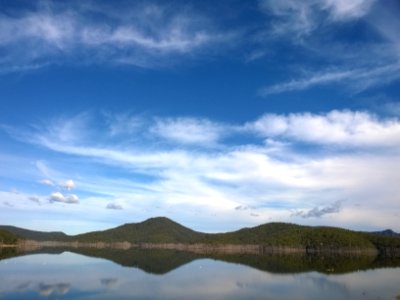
[100,278,118,288]
[4,246,399,275]
[0,250,399,299]
[38,282,71,297]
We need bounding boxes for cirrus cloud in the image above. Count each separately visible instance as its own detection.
[0,1,231,72]
[150,117,227,146]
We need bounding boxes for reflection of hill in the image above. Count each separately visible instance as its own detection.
[208,253,398,274]
[212,252,400,274]
[0,247,18,260]
[2,247,400,275]
[68,248,201,274]
[0,247,65,261]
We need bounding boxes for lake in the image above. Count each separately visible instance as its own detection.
[1,248,400,299]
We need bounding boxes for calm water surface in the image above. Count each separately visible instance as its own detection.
[0,250,399,299]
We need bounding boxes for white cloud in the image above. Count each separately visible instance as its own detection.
[49,192,79,204]
[151,117,225,145]
[61,179,75,190]
[248,110,400,148]
[49,192,65,202]
[321,0,376,20]
[42,113,92,144]
[66,194,79,204]
[39,179,55,186]
[256,0,400,96]
[104,112,144,137]
[259,64,400,95]
[0,2,228,72]
[259,1,317,37]
[260,0,376,38]
[3,110,400,232]
[259,69,354,95]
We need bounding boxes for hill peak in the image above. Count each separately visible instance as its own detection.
[121,217,182,228]
[141,216,176,224]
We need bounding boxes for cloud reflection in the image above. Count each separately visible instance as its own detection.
[38,282,71,297]
[100,278,118,288]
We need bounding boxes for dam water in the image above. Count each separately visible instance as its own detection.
[0,249,399,299]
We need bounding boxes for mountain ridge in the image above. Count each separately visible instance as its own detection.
[1,217,400,255]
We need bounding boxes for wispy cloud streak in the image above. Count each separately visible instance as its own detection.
[0,2,229,71]
[259,64,400,95]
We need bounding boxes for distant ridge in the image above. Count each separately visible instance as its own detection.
[1,217,400,255]
[0,225,68,241]
[371,229,400,238]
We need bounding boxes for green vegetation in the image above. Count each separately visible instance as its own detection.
[0,229,19,245]
[1,217,399,256]
[0,225,68,241]
[205,223,376,250]
[364,233,400,257]
[74,217,206,243]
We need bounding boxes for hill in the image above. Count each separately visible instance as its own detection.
[0,225,68,242]
[371,229,400,238]
[74,217,207,243]
[0,229,19,245]
[1,217,400,255]
[204,222,377,251]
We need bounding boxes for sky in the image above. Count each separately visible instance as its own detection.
[0,0,400,234]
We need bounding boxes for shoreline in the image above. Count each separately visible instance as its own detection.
[14,240,386,256]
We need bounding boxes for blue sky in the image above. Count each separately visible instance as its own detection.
[1,0,400,234]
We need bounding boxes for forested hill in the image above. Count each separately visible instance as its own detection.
[0,229,19,245]
[0,225,68,242]
[74,217,206,243]
[204,222,375,248]
[1,217,400,254]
